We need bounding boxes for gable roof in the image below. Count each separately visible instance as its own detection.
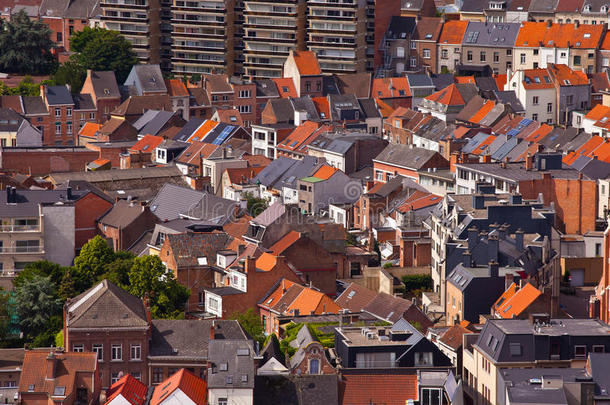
[98,199,152,228]
[439,20,469,44]
[130,134,164,152]
[292,51,322,76]
[494,282,542,318]
[373,143,446,170]
[105,374,147,405]
[259,279,341,316]
[150,369,207,405]
[425,83,476,106]
[86,71,120,99]
[340,374,417,405]
[165,232,231,268]
[372,77,412,99]
[334,73,372,99]
[439,324,472,350]
[44,85,73,106]
[165,79,189,97]
[66,279,148,329]
[334,283,378,313]
[272,78,298,98]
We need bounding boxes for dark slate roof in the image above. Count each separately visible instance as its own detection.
[373,144,443,170]
[447,263,521,292]
[88,71,120,98]
[334,73,372,99]
[274,155,320,189]
[588,353,610,398]
[528,0,558,12]
[136,110,176,136]
[358,99,381,119]
[309,136,354,155]
[493,91,525,113]
[150,319,247,359]
[165,232,231,268]
[22,96,48,115]
[182,194,239,224]
[571,156,610,179]
[45,85,74,106]
[126,65,167,94]
[207,339,256,389]
[500,368,588,405]
[460,0,485,12]
[98,199,150,228]
[0,188,90,217]
[462,22,520,47]
[430,74,456,91]
[73,94,95,110]
[66,280,148,329]
[292,96,320,121]
[455,161,582,181]
[0,108,24,132]
[150,183,236,222]
[256,79,280,98]
[254,375,339,405]
[475,76,499,94]
[322,76,340,96]
[538,127,580,150]
[386,16,417,39]
[407,74,435,88]
[173,118,205,142]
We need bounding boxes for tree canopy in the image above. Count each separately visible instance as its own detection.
[230,308,265,345]
[13,274,62,343]
[0,10,57,75]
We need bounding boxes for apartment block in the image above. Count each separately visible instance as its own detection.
[242,0,307,79]
[171,0,241,76]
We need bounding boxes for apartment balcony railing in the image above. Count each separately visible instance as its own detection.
[0,225,40,232]
[0,246,44,254]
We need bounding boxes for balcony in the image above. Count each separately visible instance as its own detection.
[0,246,44,254]
[0,224,40,233]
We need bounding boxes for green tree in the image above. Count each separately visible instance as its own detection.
[69,27,138,83]
[13,275,62,340]
[127,256,189,319]
[244,192,268,217]
[73,236,115,292]
[229,308,265,345]
[99,252,134,288]
[51,60,87,93]
[58,269,76,301]
[13,260,66,290]
[0,289,12,342]
[0,10,57,75]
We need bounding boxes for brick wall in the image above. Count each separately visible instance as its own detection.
[74,193,113,250]
[0,148,98,175]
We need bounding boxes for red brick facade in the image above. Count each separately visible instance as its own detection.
[0,148,98,175]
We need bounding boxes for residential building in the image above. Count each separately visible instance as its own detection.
[18,349,100,405]
[104,374,147,405]
[97,199,159,251]
[286,324,336,375]
[373,144,449,183]
[296,165,362,216]
[283,51,323,98]
[418,83,478,122]
[251,124,295,160]
[0,348,24,403]
[437,20,468,74]
[254,375,338,404]
[207,339,255,405]
[547,63,591,125]
[80,70,121,124]
[306,133,388,174]
[150,369,207,405]
[506,68,556,123]
[461,22,520,75]
[63,280,150,388]
[409,17,442,74]
[378,16,416,77]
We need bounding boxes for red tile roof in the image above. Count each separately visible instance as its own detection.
[547,63,589,86]
[312,96,330,119]
[130,134,163,152]
[175,142,220,166]
[468,100,496,124]
[225,166,265,185]
[425,83,465,106]
[269,230,301,255]
[260,279,342,315]
[292,50,322,76]
[585,104,610,121]
[544,23,605,49]
[455,76,475,84]
[340,374,418,405]
[186,120,218,143]
[471,135,496,155]
[494,74,507,90]
[563,135,604,165]
[256,252,279,272]
[375,98,395,117]
[272,78,298,98]
[242,154,271,167]
[79,122,101,138]
[105,374,147,405]
[165,79,189,97]
[396,191,442,213]
[518,69,554,90]
[372,77,411,99]
[313,165,338,180]
[514,22,548,47]
[524,124,553,143]
[439,324,472,350]
[278,121,323,152]
[150,369,207,405]
[494,282,541,318]
[602,31,610,50]
[438,20,468,45]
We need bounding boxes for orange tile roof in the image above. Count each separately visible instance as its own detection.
[495,282,541,319]
[425,83,465,106]
[79,122,101,138]
[524,124,553,143]
[272,78,298,98]
[602,31,610,50]
[543,23,604,49]
[105,374,147,405]
[455,76,475,84]
[292,50,322,76]
[514,22,548,47]
[589,139,610,162]
[269,230,301,255]
[130,134,163,152]
[150,369,206,405]
[397,191,442,212]
[341,374,418,404]
[519,69,554,89]
[468,100,496,124]
[186,120,218,143]
[175,142,220,166]
[225,166,265,185]
[222,215,252,241]
[438,20,468,44]
[260,279,299,309]
[563,135,604,165]
[313,165,338,180]
[494,74,507,90]
[286,286,341,314]
[214,109,244,126]
[452,125,472,139]
[547,63,589,86]
[439,324,471,350]
[585,104,610,121]
[471,135,496,155]
[372,77,411,99]
[375,98,395,118]
[312,97,330,119]
[256,252,278,272]
[278,121,322,152]
[165,78,189,97]
[91,158,111,166]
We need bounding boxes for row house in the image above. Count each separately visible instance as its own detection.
[460,22,520,75]
[437,20,469,74]
[409,17,442,74]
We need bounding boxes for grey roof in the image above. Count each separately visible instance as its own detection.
[45,85,74,106]
[588,352,610,398]
[491,136,520,161]
[15,120,42,147]
[358,99,381,119]
[373,143,443,170]
[459,0,484,12]
[256,79,280,98]
[528,0,558,12]
[455,161,582,181]
[291,96,320,121]
[268,99,295,123]
[207,339,256,389]
[571,156,610,179]
[48,166,183,186]
[562,131,592,153]
[0,108,24,132]
[150,319,247,359]
[149,183,237,222]
[322,76,340,96]
[124,64,167,94]
[414,117,448,142]
[462,132,494,154]
[386,16,417,39]
[253,157,300,188]
[73,94,95,110]
[407,74,435,88]
[493,91,526,113]
[254,375,339,405]
[275,156,320,189]
[87,71,120,98]
[475,76,499,94]
[447,263,521,292]
[501,368,587,405]
[66,280,148,329]
[173,118,205,142]
[98,199,150,227]
[289,325,315,369]
[22,96,48,115]
[134,110,176,135]
[430,74,455,91]
[309,135,354,155]
[0,188,91,217]
[251,201,286,227]
[539,127,580,150]
[462,22,520,47]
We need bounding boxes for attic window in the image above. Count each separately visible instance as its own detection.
[509,343,522,356]
[584,33,591,38]
[230,116,237,122]
[534,77,541,83]
[28,385,34,392]
[564,79,571,85]
[53,387,66,397]
[282,87,289,93]
[226,376,233,384]
[150,77,156,83]
[548,40,554,45]
[425,34,433,39]
[347,290,356,299]
[104,89,110,95]
[266,298,273,304]
[377,91,383,96]
[398,90,405,96]
[320,112,326,118]
[237,348,250,356]
[197,257,208,265]
[220,363,228,371]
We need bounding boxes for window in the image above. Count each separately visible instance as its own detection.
[218,399,228,405]
[532,113,538,121]
[567,95,574,104]
[66,108,72,117]
[414,352,433,366]
[238,105,252,114]
[509,342,522,356]
[73,344,84,352]
[89,112,95,120]
[238,90,251,98]
[593,345,605,353]
[533,96,539,105]
[219,362,228,371]
[441,49,448,59]
[111,373,120,384]
[480,51,486,62]
[574,55,581,65]
[547,103,552,113]
[467,50,473,61]
[421,388,442,405]
[153,368,163,384]
[16,240,39,253]
[132,372,141,381]
[57,32,62,42]
[423,48,431,59]
[575,345,587,359]
[130,344,141,360]
[93,344,103,361]
[410,57,417,67]
[111,344,122,361]
[411,41,416,49]
[596,243,602,256]
[55,108,61,118]
[309,359,320,374]
[55,122,61,135]
[493,51,499,62]
[67,122,72,135]
[520,53,526,64]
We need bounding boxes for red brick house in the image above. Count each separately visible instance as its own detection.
[97,200,159,252]
[64,280,151,388]
[372,144,449,183]
[283,51,324,98]
[80,70,121,124]
[286,323,336,375]
[18,349,100,405]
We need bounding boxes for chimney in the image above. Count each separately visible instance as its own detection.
[45,351,57,380]
[245,256,256,273]
[467,227,478,250]
[525,153,533,170]
[498,224,507,240]
[462,251,472,267]
[5,185,10,203]
[488,234,499,262]
[515,229,524,252]
[210,320,215,341]
[488,261,499,278]
[505,273,514,290]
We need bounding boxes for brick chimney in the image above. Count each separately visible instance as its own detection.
[210,320,216,341]
[505,273,514,290]
[45,351,57,380]
[525,153,533,171]
[245,256,256,273]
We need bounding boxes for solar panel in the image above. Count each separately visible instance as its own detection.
[507,129,519,137]
[290,141,298,147]
[212,125,235,145]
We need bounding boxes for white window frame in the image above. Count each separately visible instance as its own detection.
[111,344,122,361]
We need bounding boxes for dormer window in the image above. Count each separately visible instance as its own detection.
[584,4,591,11]
[602,5,608,12]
